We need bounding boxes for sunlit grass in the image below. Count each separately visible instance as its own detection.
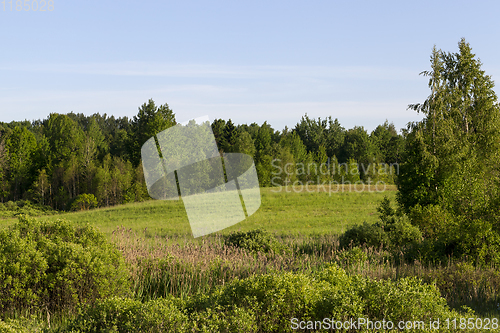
[20,185,397,238]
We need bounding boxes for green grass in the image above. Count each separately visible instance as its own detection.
[0,185,397,238]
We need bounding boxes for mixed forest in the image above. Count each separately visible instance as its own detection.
[0,99,403,211]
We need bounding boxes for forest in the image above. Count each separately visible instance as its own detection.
[0,100,403,211]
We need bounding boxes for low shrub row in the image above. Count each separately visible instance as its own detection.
[0,200,57,218]
[60,264,468,332]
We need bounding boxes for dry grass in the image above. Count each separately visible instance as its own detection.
[111,227,500,317]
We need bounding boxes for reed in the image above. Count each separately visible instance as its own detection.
[111,227,500,317]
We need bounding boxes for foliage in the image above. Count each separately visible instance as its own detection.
[399,39,500,264]
[0,319,30,333]
[338,246,368,266]
[128,99,176,167]
[0,199,57,218]
[339,196,422,251]
[59,265,464,332]
[0,216,130,314]
[59,297,189,333]
[70,193,98,211]
[184,264,460,333]
[339,221,390,249]
[0,97,406,209]
[224,229,290,255]
[293,114,345,158]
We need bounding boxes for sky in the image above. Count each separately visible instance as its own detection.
[1,0,500,133]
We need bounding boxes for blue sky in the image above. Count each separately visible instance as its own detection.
[1,0,500,132]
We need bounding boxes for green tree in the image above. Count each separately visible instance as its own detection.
[81,118,106,193]
[0,132,9,201]
[399,39,500,263]
[340,126,375,180]
[96,154,113,207]
[294,114,345,158]
[211,118,227,152]
[6,127,38,200]
[129,99,176,166]
[44,113,85,166]
[279,131,307,164]
[70,193,98,211]
[370,120,404,164]
[223,119,238,152]
[400,39,500,213]
[232,130,256,157]
[32,169,50,206]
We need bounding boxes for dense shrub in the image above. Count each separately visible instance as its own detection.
[407,204,500,265]
[338,221,390,249]
[60,297,189,333]
[189,305,258,333]
[58,262,470,333]
[69,194,98,211]
[338,246,368,266]
[339,197,422,251]
[186,264,460,332]
[408,204,456,241]
[0,215,130,313]
[0,318,41,333]
[0,320,19,333]
[224,229,290,254]
[0,200,57,218]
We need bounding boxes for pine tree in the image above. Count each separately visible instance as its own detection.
[129,99,176,166]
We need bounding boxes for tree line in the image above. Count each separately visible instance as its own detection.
[0,101,404,210]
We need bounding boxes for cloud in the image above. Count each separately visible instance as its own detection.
[0,61,421,81]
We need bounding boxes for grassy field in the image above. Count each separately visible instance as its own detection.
[2,184,500,331]
[1,185,397,238]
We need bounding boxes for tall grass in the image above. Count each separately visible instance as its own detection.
[112,227,500,318]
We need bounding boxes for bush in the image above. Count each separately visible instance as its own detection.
[339,222,390,249]
[0,320,18,333]
[408,204,456,241]
[224,229,290,255]
[0,215,130,313]
[339,197,422,252]
[408,204,500,265]
[59,264,465,333]
[0,200,57,218]
[359,276,452,321]
[185,264,461,332]
[62,297,258,333]
[338,247,368,266]
[70,194,98,211]
[188,270,333,332]
[380,215,423,249]
[60,297,189,333]
[190,305,258,333]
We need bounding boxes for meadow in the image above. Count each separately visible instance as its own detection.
[1,185,499,332]
[13,185,398,238]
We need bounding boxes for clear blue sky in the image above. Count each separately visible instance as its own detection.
[1,0,499,132]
